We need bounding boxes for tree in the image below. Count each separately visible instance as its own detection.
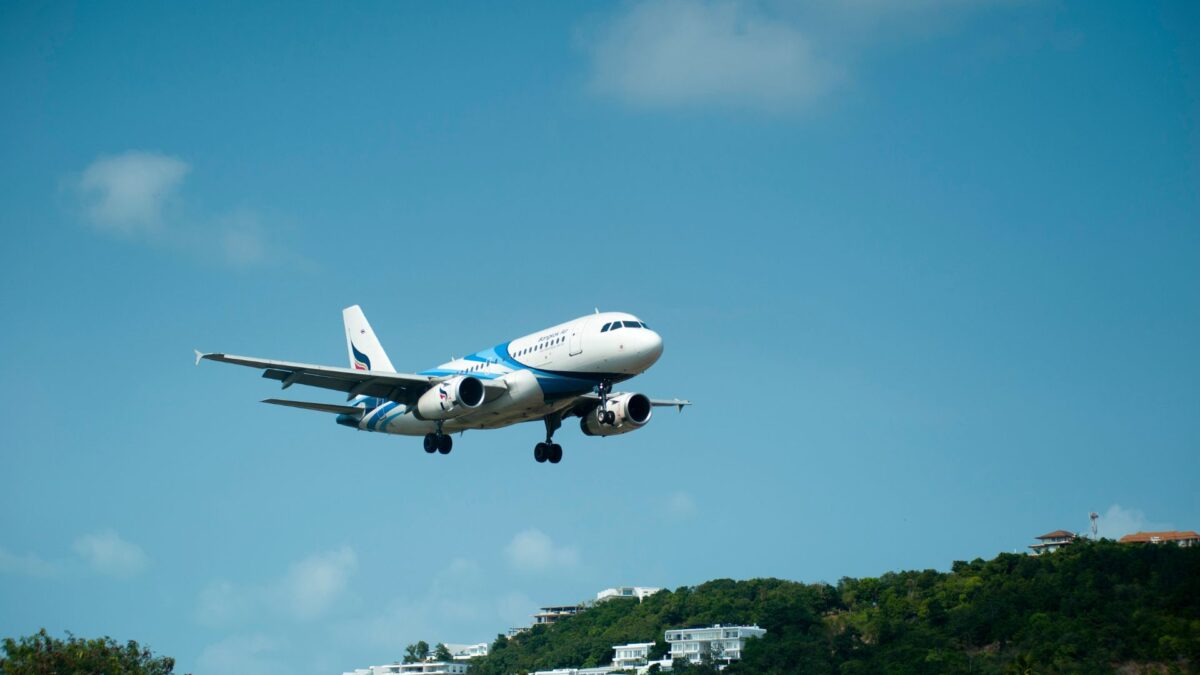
[0,629,179,675]
[403,641,431,664]
[434,643,453,661]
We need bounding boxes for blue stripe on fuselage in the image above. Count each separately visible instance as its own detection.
[418,341,632,401]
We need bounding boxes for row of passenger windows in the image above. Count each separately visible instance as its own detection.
[514,336,565,357]
[601,320,650,332]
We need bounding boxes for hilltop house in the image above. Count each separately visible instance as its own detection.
[1029,530,1077,555]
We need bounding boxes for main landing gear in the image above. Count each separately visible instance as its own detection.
[423,422,453,455]
[534,414,563,464]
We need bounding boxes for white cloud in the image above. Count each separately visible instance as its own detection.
[496,590,537,629]
[276,546,357,621]
[197,634,289,675]
[78,151,189,234]
[73,530,148,578]
[196,580,254,627]
[0,546,61,578]
[333,556,493,651]
[504,529,580,573]
[215,209,269,267]
[71,152,301,269]
[584,0,1025,112]
[665,491,698,518]
[196,546,357,627]
[587,0,840,112]
[1096,504,1172,540]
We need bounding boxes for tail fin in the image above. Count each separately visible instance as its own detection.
[342,305,396,373]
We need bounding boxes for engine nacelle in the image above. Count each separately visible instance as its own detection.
[580,392,653,436]
[417,376,485,420]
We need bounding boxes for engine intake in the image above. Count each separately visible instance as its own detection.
[417,376,485,420]
[580,392,652,436]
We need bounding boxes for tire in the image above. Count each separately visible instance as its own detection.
[437,434,453,454]
[423,433,437,453]
[548,443,563,464]
[604,410,616,425]
[534,442,548,463]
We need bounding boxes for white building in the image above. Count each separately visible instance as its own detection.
[534,604,585,625]
[612,642,654,670]
[596,586,663,603]
[532,662,619,667]
[444,643,489,660]
[397,663,469,675]
[343,662,469,675]
[664,624,766,665]
[1029,529,1077,555]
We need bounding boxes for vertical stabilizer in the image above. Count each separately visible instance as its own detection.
[342,305,397,373]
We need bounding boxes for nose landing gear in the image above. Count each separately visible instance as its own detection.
[596,380,616,425]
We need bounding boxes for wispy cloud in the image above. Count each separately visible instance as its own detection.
[71,151,297,268]
[504,529,580,573]
[1096,504,1172,540]
[582,0,1023,113]
[665,491,698,518]
[0,546,62,578]
[276,547,358,621]
[586,0,840,112]
[197,546,357,627]
[333,556,494,652]
[197,634,290,675]
[73,530,148,578]
[78,151,189,234]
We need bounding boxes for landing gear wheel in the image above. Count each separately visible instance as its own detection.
[423,433,438,453]
[548,443,563,464]
[437,434,453,454]
[534,442,548,463]
[604,410,616,425]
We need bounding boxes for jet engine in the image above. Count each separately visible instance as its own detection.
[580,392,652,436]
[417,376,485,420]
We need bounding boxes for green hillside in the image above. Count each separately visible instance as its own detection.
[468,541,1200,674]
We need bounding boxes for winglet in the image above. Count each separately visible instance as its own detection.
[194,349,204,366]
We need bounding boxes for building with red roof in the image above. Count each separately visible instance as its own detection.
[1118,531,1199,547]
[1029,529,1077,555]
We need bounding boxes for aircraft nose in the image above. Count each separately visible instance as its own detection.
[642,329,664,365]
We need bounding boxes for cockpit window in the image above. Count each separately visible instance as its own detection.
[610,322,622,331]
[640,322,650,329]
[600,322,611,332]
[623,321,640,328]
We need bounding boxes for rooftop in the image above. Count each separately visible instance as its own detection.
[1119,530,1200,544]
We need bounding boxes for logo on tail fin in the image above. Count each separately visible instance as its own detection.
[351,343,372,371]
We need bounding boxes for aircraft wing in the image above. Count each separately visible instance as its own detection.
[197,351,436,404]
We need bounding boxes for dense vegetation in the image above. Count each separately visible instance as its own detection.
[468,541,1200,674]
[0,629,179,675]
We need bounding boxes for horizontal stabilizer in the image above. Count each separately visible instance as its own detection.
[262,399,365,416]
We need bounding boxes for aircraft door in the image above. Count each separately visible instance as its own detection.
[569,322,583,356]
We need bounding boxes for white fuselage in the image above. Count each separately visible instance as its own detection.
[345,312,663,436]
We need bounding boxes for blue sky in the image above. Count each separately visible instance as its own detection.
[1,1,1197,673]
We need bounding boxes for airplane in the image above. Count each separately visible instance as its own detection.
[196,306,689,464]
